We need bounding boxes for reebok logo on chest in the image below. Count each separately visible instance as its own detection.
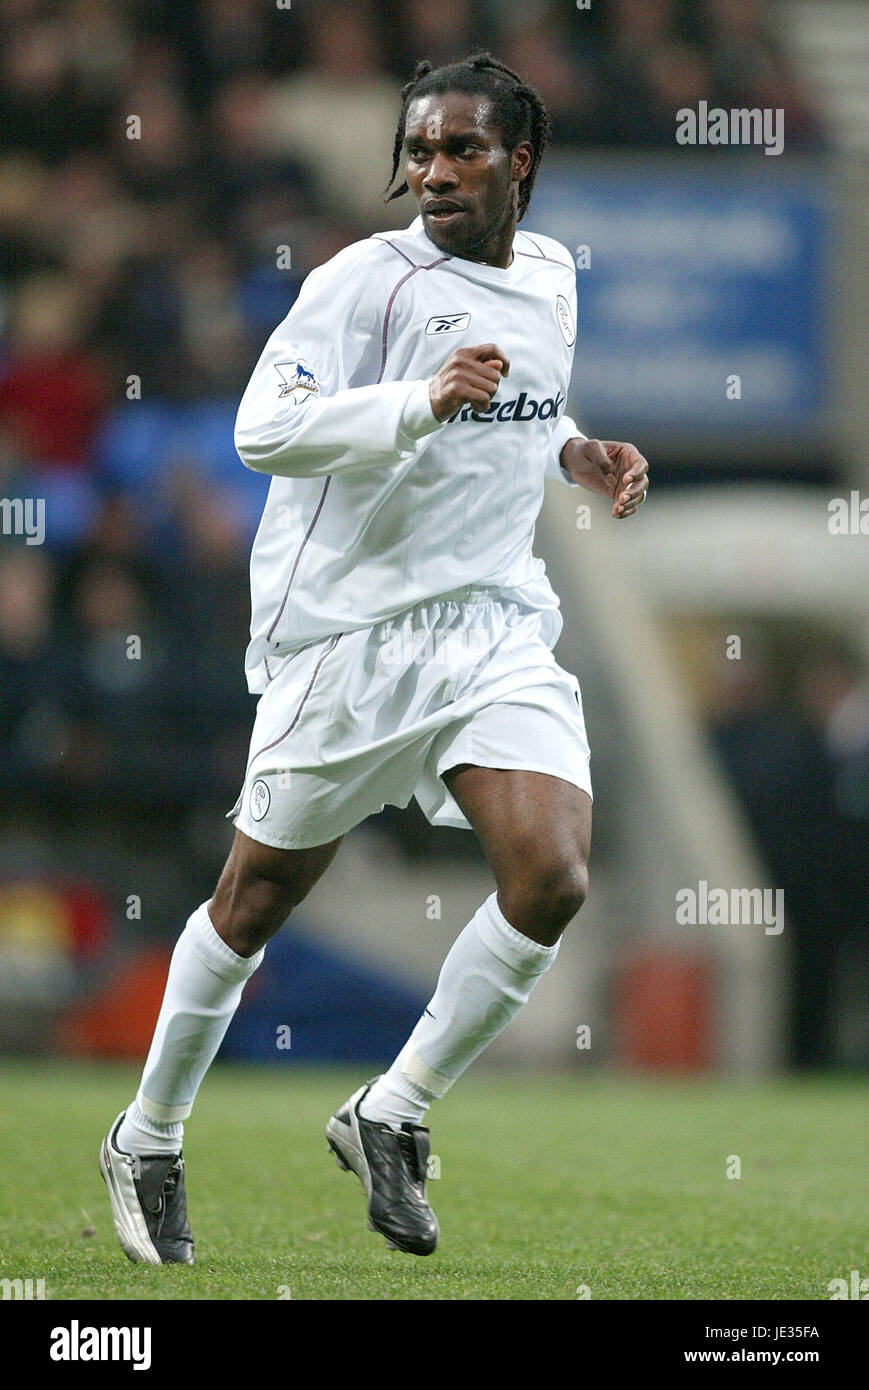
[446,390,565,424]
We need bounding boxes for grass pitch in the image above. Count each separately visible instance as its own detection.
[0,1061,865,1300]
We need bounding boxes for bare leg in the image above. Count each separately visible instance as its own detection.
[443,764,591,943]
[209,828,344,956]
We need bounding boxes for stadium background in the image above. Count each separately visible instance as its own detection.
[0,0,867,1109]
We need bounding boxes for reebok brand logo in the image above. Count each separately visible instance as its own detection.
[426,313,471,334]
[447,390,565,425]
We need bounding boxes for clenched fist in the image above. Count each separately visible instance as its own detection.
[429,343,510,422]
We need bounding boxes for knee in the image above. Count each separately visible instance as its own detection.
[539,855,589,926]
[209,863,299,958]
[499,848,589,943]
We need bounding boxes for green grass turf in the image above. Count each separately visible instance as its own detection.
[0,1060,865,1300]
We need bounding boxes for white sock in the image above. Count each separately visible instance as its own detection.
[360,893,559,1130]
[116,1098,184,1156]
[116,901,263,1155]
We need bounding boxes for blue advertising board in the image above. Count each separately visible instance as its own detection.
[532,158,830,442]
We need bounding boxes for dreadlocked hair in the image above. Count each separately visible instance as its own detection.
[384,52,551,223]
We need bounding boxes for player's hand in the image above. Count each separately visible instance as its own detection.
[429,343,510,422]
[560,438,650,519]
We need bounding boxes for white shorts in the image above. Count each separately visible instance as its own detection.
[228,585,592,849]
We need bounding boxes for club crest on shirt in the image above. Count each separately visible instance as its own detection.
[555,294,575,347]
[275,360,319,403]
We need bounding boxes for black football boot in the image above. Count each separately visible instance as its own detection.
[326,1081,438,1256]
[100,1112,195,1264]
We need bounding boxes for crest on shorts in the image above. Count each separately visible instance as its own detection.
[275,360,319,403]
[249,779,271,821]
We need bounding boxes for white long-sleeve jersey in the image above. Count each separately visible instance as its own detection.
[235,215,585,693]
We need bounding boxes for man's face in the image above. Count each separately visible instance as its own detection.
[402,91,532,260]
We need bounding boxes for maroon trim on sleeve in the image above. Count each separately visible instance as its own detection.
[516,233,575,271]
[266,475,332,644]
[371,236,419,268]
[376,254,449,384]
